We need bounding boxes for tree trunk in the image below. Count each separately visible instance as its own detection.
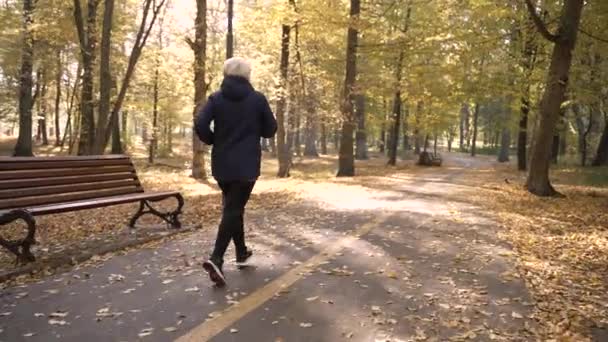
[413,101,422,155]
[121,110,128,150]
[54,50,62,146]
[387,48,404,166]
[276,20,291,178]
[303,106,319,157]
[14,0,35,156]
[592,110,608,166]
[320,122,327,155]
[471,103,480,156]
[336,0,359,177]
[37,68,49,146]
[354,94,367,160]
[387,89,401,166]
[498,127,510,162]
[75,0,99,155]
[95,0,115,155]
[402,106,410,152]
[380,100,386,153]
[518,96,529,170]
[150,60,159,164]
[226,0,234,59]
[525,0,584,196]
[294,110,301,157]
[459,103,469,151]
[191,0,207,179]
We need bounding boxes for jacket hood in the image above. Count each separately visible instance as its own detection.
[220,76,254,101]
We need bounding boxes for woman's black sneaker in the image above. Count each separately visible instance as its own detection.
[203,259,226,287]
[236,250,253,268]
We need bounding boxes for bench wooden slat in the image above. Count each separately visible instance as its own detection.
[0,180,142,200]
[27,191,180,216]
[0,158,132,171]
[0,172,138,190]
[0,165,136,181]
[0,186,143,210]
[0,155,128,162]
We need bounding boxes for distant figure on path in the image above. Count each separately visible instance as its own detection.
[195,57,277,287]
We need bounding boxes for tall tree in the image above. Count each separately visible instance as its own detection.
[525,0,584,196]
[96,0,114,154]
[13,0,35,156]
[94,0,166,154]
[74,0,99,155]
[276,0,293,178]
[336,0,360,177]
[188,0,208,179]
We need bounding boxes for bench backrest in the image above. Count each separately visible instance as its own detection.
[0,155,144,210]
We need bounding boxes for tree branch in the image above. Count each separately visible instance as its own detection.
[72,0,86,50]
[579,28,608,44]
[524,0,559,43]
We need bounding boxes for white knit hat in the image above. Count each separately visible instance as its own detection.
[223,57,251,80]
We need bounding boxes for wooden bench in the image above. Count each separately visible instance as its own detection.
[0,155,184,264]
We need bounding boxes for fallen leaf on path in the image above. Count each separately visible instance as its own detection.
[299,323,313,328]
[162,279,174,285]
[138,328,154,337]
[48,319,67,326]
[0,312,11,317]
[185,287,200,292]
[164,327,177,332]
[230,328,239,333]
[49,311,68,318]
[306,296,319,302]
[23,332,35,337]
[122,288,136,294]
[511,311,523,319]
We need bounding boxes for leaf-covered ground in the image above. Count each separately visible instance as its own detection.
[449,160,608,341]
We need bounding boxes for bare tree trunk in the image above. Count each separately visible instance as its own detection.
[276,2,293,177]
[525,0,584,196]
[459,103,468,151]
[387,90,401,166]
[294,110,302,157]
[336,0,360,177]
[498,127,510,162]
[320,122,327,155]
[414,101,422,154]
[471,103,480,156]
[14,0,35,156]
[226,0,234,59]
[54,50,62,146]
[38,68,49,146]
[121,110,128,150]
[354,94,367,160]
[592,109,608,166]
[95,0,115,155]
[402,106,410,152]
[150,58,160,164]
[74,0,99,155]
[190,0,207,179]
[304,106,319,157]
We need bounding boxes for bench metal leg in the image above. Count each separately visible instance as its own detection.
[0,210,37,264]
[128,194,184,229]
